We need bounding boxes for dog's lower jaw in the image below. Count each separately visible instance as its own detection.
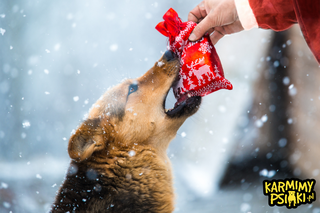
[51,148,175,213]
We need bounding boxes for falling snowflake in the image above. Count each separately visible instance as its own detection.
[3,202,10,209]
[73,96,79,102]
[181,132,186,137]
[110,44,118,51]
[22,120,31,128]
[128,150,136,157]
[157,61,164,67]
[0,182,8,189]
[0,28,5,36]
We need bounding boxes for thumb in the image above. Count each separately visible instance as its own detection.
[189,15,215,41]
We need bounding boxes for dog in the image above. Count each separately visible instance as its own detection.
[51,50,201,213]
[288,191,296,207]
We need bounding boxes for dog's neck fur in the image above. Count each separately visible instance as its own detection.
[51,144,174,213]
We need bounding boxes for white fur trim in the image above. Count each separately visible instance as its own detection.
[235,0,258,30]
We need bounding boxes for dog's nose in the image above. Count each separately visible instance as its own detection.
[163,50,175,61]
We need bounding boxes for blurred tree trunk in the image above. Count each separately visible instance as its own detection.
[221,30,294,184]
[222,25,320,193]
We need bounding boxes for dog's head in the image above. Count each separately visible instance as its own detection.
[288,191,295,196]
[68,51,201,162]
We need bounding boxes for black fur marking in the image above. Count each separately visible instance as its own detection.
[108,90,126,122]
[51,161,157,213]
[84,118,101,128]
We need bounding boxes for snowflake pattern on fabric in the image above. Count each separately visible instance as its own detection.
[213,65,221,78]
[188,78,233,97]
[156,8,233,99]
[198,41,212,54]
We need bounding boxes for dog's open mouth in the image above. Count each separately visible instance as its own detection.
[163,87,201,118]
[161,50,201,118]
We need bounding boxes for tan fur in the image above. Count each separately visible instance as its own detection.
[51,53,200,213]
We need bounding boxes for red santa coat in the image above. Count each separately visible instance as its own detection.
[237,0,320,63]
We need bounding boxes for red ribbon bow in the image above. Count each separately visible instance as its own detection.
[156,8,185,38]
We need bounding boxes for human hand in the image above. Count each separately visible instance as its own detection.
[188,0,244,45]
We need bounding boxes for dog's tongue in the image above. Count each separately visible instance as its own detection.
[156,8,233,100]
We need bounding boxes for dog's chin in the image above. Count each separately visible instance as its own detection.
[163,89,202,119]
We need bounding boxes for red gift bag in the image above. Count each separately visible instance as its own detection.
[156,8,233,103]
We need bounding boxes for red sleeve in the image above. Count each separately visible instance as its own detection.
[293,0,320,63]
[249,0,320,63]
[248,0,297,31]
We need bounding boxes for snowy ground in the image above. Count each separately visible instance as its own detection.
[1,157,319,212]
[175,187,318,213]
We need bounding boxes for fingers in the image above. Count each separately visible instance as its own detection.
[209,21,245,45]
[198,2,207,20]
[209,28,224,45]
[188,11,200,23]
[207,28,214,35]
[189,15,214,41]
[223,20,244,34]
[188,0,244,43]
[188,1,206,23]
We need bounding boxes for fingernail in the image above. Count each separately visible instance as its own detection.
[189,33,196,41]
[209,31,215,37]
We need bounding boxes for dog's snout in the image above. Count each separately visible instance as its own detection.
[163,50,175,61]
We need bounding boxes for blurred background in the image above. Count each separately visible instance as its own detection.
[1,0,320,212]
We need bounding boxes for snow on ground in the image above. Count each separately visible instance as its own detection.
[0,158,69,212]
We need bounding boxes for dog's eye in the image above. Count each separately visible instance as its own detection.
[128,83,138,95]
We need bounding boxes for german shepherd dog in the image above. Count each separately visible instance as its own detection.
[51,50,201,213]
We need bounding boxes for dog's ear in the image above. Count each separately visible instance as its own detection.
[68,118,105,162]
